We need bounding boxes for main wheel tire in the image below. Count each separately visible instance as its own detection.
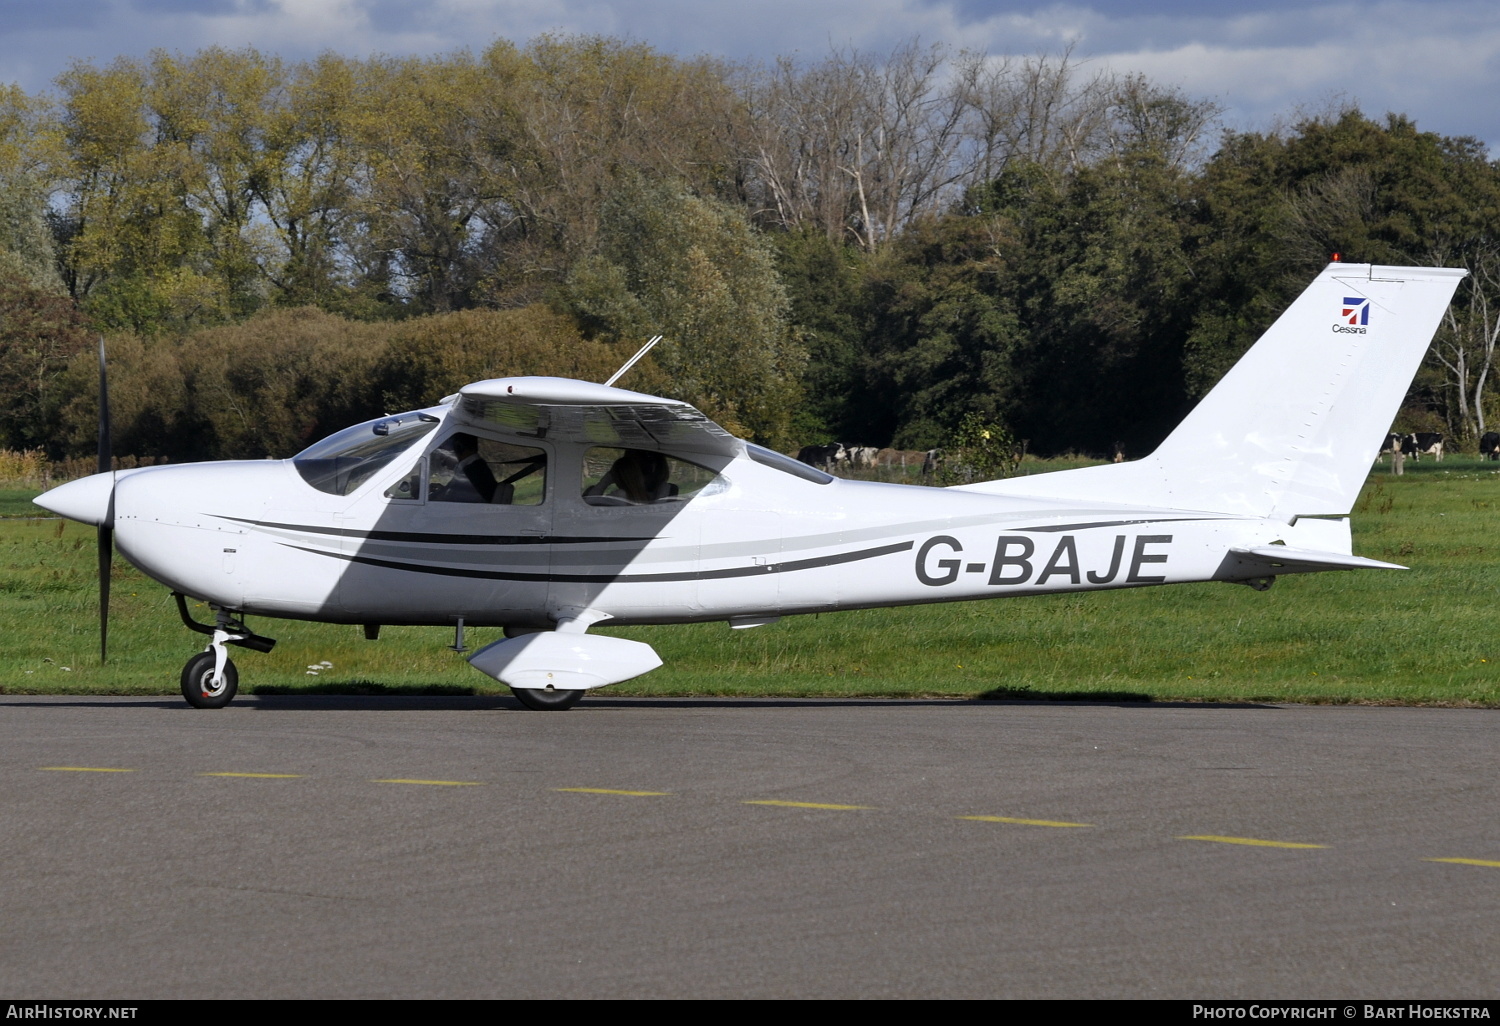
[181,651,238,709]
[510,686,583,711]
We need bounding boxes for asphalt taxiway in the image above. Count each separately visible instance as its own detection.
[0,696,1495,998]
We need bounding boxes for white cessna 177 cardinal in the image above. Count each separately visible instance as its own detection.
[35,262,1465,709]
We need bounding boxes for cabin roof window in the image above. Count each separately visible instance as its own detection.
[293,414,437,496]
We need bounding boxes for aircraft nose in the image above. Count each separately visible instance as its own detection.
[34,472,114,526]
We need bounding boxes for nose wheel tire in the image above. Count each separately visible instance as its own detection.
[181,651,238,708]
[510,686,583,711]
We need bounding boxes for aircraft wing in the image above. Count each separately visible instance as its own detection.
[449,376,743,458]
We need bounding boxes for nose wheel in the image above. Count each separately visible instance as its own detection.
[181,650,239,708]
[172,595,274,708]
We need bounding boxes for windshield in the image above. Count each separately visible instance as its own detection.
[293,413,438,496]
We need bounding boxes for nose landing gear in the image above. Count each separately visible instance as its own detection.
[173,593,275,709]
[181,649,238,708]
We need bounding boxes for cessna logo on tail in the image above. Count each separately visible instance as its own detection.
[1334,296,1370,334]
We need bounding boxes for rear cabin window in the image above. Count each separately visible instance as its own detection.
[581,447,722,506]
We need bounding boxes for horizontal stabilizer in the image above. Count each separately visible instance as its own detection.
[1214,545,1407,582]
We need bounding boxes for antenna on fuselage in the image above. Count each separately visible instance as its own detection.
[604,335,663,388]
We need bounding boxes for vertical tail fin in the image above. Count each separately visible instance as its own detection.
[962,263,1466,516]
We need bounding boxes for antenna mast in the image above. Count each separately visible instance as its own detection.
[605,335,663,388]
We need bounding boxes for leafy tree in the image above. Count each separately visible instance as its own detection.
[768,228,868,441]
[370,305,648,412]
[934,412,1020,485]
[862,149,1198,455]
[0,273,95,455]
[561,174,804,446]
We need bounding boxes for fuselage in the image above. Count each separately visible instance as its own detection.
[77,403,1346,630]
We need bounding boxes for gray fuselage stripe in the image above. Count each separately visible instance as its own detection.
[282,540,916,584]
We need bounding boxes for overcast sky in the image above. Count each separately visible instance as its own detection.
[4,0,1499,149]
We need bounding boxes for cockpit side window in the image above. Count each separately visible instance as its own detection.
[428,434,547,505]
[581,447,723,506]
[294,414,437,496]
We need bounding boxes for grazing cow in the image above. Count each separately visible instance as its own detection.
[1480,432,1500,460]
[921,448,942,477]
[844,445,880,469]
[796,442,846,471]
[1406,432,1444,461]
[1378,432,1404,461]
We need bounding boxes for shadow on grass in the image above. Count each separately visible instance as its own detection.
[0,692,1278,711]
[580,695,1278,710]
[251,681,478,697]
[978,685,1153,703]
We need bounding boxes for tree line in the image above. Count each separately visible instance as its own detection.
[0,36,1497,463]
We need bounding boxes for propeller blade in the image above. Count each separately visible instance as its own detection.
[97,336,111,475]
[98,525,111,664]
[97,336,112,664]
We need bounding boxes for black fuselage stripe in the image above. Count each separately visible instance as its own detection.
[1015,518,1217,533]
[282,540,915,584]
[229,517,654,546]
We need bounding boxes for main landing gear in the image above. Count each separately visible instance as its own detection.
[173,594,276,709]
[510,686,584,711]
[495,626,586,711]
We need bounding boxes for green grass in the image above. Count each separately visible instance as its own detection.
[3,459,1499,704]
[0,486,46,518]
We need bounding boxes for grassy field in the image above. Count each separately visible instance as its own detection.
[3,456,1499,704]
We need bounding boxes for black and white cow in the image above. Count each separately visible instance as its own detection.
[796,443,846,471]
[1379,432,1405,459]
[1406,432,1444,462]
[1480,432,1500,460]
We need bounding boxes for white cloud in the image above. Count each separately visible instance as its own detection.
[0,0,1497,146]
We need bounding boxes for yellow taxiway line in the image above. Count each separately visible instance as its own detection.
[1179,835,1327,849]
[959,815,1093,828]
[38,766,134,773]
[556,787,671,796]
[1425,857,1500,868]
[201,772,303,779]
[372,778,483,787]
[744,799,873,811]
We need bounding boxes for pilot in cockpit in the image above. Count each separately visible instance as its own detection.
[584,449,678,505]
[431,433,512,503]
